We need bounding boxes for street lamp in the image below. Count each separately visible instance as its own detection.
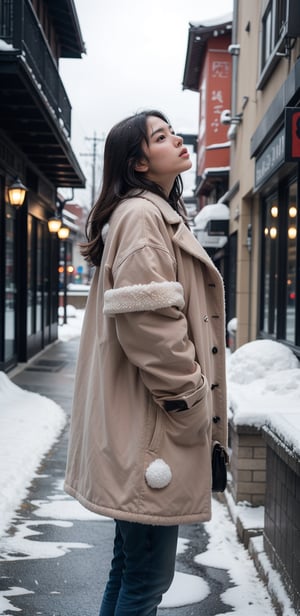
[48,191,74,325]
[48,217,62,233]
[57,225,70,240]
[7,177,28,207]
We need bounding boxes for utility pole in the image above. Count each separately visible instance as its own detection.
[80,132,105,207]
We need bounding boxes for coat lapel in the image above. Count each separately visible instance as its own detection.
[138,192,220,273]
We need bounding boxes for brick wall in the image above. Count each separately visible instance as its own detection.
[263,426,300,614]
[228,419,266,505]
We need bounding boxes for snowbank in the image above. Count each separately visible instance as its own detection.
[0,374,65,536]
[227,339,300,453]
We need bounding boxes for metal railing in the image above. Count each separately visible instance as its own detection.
[0,0,71,136]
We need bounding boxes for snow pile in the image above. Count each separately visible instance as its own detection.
[58,306,85,340]
[227,339,300,454]
[227,339,299,384]
[0,39,15,51]
[0,374,65,536]
[227,317,237,334]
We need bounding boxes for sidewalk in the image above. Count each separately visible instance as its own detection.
[0,326,290,615]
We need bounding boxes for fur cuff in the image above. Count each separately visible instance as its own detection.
[145,459,172,489]
[103,281,184,315]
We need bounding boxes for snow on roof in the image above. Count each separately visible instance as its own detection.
[190,12,233,29]
[206,142,231,150]
[194,203,229,229]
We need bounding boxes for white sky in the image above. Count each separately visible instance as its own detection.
[60,0,233,205]
[0,308,299,614]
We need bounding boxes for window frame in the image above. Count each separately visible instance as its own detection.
[257,0,289,90]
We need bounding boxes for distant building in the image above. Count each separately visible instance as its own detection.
[182,13,232,320]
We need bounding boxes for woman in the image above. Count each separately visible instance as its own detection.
[64,109,227,615]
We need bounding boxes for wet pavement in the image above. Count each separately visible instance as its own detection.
[0,338,242,615]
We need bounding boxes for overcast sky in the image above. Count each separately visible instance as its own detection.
[60,0,233,205]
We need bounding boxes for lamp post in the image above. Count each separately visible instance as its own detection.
[48,192,73,326]
[58,225,70,325]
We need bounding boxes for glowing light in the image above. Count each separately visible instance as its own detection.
[289,206,297,218]
[270,205,278,218]
[288,226,297,240]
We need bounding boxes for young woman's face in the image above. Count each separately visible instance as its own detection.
[137,115,192,195]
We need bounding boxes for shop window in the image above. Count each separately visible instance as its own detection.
[27,215,35,336]
[262,194,279,335]
[27,216,44,336]
[285,182,297,343]
[261,179,298,348]
[4,205,17,362]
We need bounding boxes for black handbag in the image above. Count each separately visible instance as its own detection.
[212,442,228,492]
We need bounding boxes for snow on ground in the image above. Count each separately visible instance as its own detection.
[0,306,299,613]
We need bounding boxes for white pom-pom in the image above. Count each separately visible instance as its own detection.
[145,458,172,489]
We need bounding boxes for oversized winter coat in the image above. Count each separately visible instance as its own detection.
[64,191,227,525]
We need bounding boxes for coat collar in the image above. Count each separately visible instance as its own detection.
[139,192,216,270]
[135,191,181,225]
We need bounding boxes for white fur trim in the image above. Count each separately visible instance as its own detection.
[103,281,184,315]
[145,458,172,489]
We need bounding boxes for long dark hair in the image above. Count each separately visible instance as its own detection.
[81,109,187,266]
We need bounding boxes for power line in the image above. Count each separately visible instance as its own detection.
[80,132,105,207]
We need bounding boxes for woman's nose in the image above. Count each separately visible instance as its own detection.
[175,134,183,147]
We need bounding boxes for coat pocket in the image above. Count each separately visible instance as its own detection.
[162,378,210,447]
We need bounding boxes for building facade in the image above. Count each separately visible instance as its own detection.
[228,0,300,355]
[183,1,300,358]
[0,0,85,372]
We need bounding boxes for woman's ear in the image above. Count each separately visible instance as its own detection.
[134,159,149,173]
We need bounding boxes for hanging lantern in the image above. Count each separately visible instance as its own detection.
[7,177,28,207]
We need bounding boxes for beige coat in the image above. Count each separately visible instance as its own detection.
[64,191,227,525]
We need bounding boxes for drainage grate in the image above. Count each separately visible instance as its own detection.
[25,359,67,373]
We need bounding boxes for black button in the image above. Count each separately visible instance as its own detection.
[211,383,219,390]
[212,346,218,354]
[213,416,221,423]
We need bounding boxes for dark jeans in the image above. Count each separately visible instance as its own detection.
[99,520,179,616]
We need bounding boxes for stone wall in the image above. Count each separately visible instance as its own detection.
[228,419,266,505]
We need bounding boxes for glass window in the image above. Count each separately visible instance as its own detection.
[262,194,279,335]
[261,0,288,71]
[285,181,297,342]
[36,221,43,332]
[275,0,287,39]
[4,206,16,362]
[27,215,34,336]
[261,178,298,347]
[262,4,273,67]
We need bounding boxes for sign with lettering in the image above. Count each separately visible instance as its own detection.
[254,128,285,190]
[285,107,300,160]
